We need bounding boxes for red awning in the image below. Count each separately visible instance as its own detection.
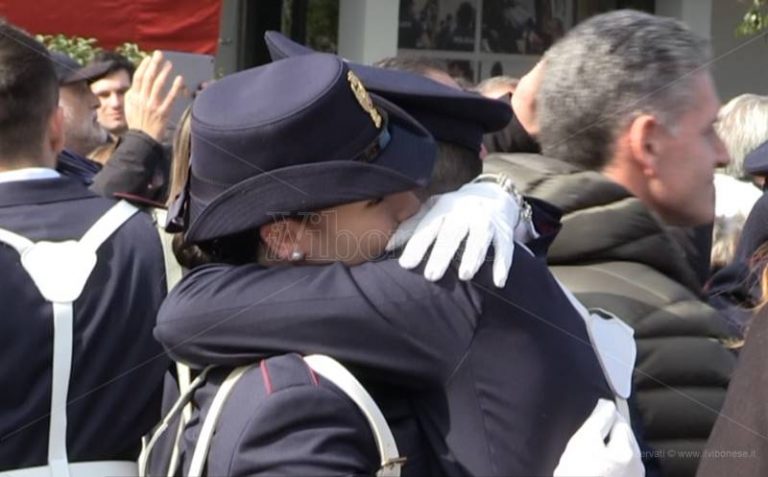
[0,0,222,54]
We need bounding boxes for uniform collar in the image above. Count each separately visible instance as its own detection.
[0,174,98,209]
[0,167,60,184]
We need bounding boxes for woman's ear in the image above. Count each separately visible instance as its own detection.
[259,218,304,261]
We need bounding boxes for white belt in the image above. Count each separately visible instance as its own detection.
[0,461,137,477]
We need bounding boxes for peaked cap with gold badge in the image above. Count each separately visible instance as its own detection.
[264,31,511,154]
[170,53,437,243]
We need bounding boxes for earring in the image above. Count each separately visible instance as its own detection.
[290,250,305,262]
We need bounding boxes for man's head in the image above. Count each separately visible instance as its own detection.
[52,52,110,156]
[715,94,768,181]
[0,21,63,169]
[89,51,134,136]
[373,56,463,90]
[537,10,729,226]
[370,57,508,195]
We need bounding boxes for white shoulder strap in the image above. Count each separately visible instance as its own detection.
[167,364,193,476]
[151,208,183,292]
[188,365,254,477]
[187,357,403,477]
[304,355,404,477]
[138,367,212,477]
[0,228,33,253]
[150,207,191,475]
[18,200,139,303]
[0,200,139,477]
[79,200,139,251]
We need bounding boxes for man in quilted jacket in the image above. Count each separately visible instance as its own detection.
[484,9,735,477]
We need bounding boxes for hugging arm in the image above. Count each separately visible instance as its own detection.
[155,260,479,387]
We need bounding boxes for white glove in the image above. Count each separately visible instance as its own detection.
[386,182,528,287]
[554,399,645,477]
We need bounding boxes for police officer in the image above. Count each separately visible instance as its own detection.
[147,52,441,475]
[264,30,559,275]
[0,22,167,474]
[155,50,633,476]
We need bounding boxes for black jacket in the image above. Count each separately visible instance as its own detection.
[484,153,737,477]
[57,130,170,203]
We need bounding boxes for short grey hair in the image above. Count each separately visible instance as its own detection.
[537,10,711,170]
[422,141,482,198]
[715,94,768,179]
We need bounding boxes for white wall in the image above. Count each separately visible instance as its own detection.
[338,0,399,64]
[658,0,768,101]
[708,0,768,101]
[656,0,712,39]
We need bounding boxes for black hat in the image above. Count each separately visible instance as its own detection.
[264,31,511,153]
[171,53,436,243]
[745,139,768,177]
[51,52,111,85]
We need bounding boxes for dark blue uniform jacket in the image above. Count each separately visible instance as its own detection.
[0,176,168,470]
[156,239,613,476]
[148,354,382,476]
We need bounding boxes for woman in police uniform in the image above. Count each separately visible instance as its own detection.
[147,52,437,476]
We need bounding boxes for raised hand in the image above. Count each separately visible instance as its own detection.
[125,51,184,142]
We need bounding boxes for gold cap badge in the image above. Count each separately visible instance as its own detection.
[348,71,382,129]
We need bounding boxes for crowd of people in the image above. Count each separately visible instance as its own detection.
[2,7,768,477]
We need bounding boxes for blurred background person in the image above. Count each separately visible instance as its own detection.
[710,94,768,272]
[52,52,112,182]
[373,56,462,90]
[55,53,110,156]
[698,239,768,476]
[89,51,135,139]
[706,96,768,337]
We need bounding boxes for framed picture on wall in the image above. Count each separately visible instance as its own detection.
[396,0,614,84]
[398,0,480,51]
[478,56,540,80]
[481,0,574,54]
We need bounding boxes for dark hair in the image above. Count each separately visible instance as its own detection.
[168,105,222,269]
[0,20,59,162]
[422,141,481,197]
[172,228,261,269]
[91,50,135,79]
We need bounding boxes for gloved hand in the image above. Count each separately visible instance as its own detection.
[554,399,644,477]
[386,181,526,287]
